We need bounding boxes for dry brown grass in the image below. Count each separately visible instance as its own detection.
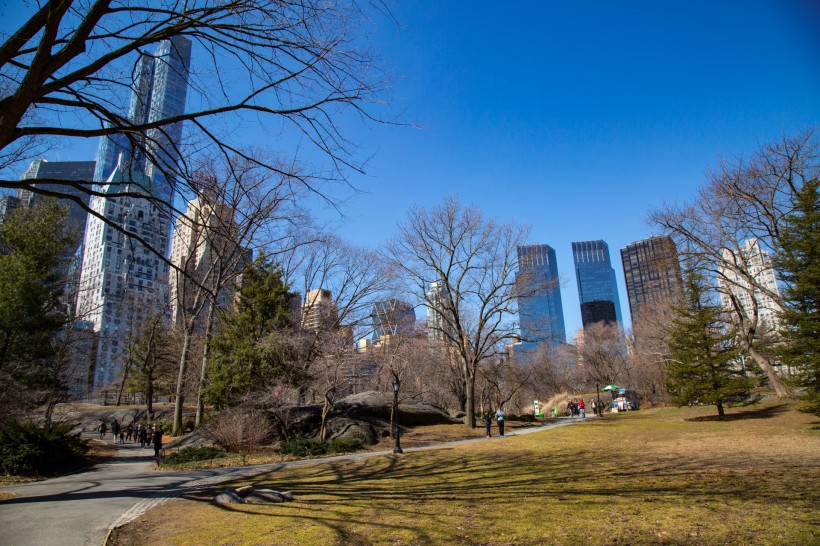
[109,401,820,546]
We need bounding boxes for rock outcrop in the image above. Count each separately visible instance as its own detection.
[214,486,293,505]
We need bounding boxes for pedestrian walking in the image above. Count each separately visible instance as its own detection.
[579,398,586,418]
[145,425,153,447]
[484,411,493,438]
[98,420,107,439]
[126,422,134,442]
[152,427,163,460]
[495,407,506,436]
[111,418,120,439]
[138,424,147,448]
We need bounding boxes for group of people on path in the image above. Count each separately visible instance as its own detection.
[565,398,603,418]
[97,418,164,459]
[483,407,506,438]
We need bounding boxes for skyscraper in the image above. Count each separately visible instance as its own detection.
[93,36,192,204]
[572,240,623,328]
[516,244,566,348]
[77,36,192,393]
[18,159,96,254]
[718,238,782,333]
[75,159,172,390]
[370,299,415,342]
[169,195,248,327]
[301,289,338,331]
[620,236,683,322]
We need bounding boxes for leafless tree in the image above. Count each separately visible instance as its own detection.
[650,131,819,397]
[627,303,676,405]
[478,358,532,415]
[169,153,309,434]
[122,311,178,423]
[278,235,396,436]
[1,0,389,260]
[386,195,531,428]
[577,321,628,390]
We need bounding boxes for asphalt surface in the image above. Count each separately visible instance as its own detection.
[0,436,211,546]
[0,417,583,546]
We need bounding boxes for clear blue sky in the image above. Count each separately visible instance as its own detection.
[4,1,819,337]
[324,0,820,336]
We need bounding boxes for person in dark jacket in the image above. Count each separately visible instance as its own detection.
[484,411,493,438]
[152,427,163,460]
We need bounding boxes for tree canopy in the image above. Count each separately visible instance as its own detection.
[206,255,295,407]
[774,178,820,414]
[666,267,751,418]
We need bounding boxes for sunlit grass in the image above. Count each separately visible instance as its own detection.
[110,401,820,545]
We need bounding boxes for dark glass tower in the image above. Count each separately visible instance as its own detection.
[620,236,683,322]
[370,299,416,342]
[572,240,623,328]
[516,244,566,348]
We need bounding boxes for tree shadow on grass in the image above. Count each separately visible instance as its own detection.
[684,403,790,422]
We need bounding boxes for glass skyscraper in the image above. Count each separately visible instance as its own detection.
[572,240,623,328]
[93,36,192,204]
[78,37,192,393]
[516,244,566,349]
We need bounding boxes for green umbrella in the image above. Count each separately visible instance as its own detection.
[601,384,620,391]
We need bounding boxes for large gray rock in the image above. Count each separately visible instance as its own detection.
[163,428,217,451]
[271,391,460,445]
[215,486,293,505]
[214,488,244,505]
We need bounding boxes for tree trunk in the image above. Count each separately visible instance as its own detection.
[195,303,215,428]
[319,397,332,443]
[173,324,194,435]
[146,380,154,424]
[464,362,476,428]
[716,399,725,418]
[115,360,130,406]
[748,346,790,398]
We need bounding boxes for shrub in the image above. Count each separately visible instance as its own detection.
[209,409,271,452]
[0,421,87,476]
[326,438,365,454]
[162,446,227,466]
[277,438,364,458]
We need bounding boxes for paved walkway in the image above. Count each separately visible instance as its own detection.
[0,418,584,545]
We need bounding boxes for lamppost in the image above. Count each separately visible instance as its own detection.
[392,377,403,454]
[596,382,602,417]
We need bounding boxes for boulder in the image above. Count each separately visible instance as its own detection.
[164,428,217,451]
[214,488,243,505]
[215,486,293,505]
[327,418,379,445]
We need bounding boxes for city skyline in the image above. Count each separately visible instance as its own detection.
[1,2,817,336]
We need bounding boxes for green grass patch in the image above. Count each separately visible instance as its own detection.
[110,400,820,545]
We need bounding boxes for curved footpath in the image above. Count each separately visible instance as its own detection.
[0,417,583,546]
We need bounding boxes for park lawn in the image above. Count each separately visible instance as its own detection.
[110,401,819,545]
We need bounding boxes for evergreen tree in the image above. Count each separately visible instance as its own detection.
[206,255,295,407]
[0,200,74,421]
[666,267,752,418]
[774,179,820,415]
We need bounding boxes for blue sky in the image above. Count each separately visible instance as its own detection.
[4,1,819,337]
[322,0,820,336]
